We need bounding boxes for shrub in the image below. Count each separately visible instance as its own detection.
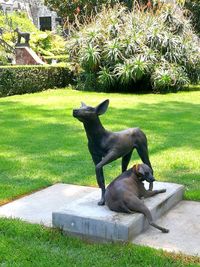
[31,31,66,57]
[0,65,73,97]
[67,4,200,93]
[0,10,37,33]
[151,60,190,93]
[0,50,11,65]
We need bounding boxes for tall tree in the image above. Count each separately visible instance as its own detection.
[44,0,123,22]
[185,0,200,36]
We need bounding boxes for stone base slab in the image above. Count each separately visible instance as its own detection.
[52,182,184,242]
[0,184,96,226]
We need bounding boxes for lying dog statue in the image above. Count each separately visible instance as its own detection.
[105,163,169,233]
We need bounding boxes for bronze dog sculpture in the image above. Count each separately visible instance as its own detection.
[73,100,153,206]
[14,28,30,46]
[105,163,169,233]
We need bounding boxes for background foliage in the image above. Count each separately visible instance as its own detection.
[0,11,66,65]
[185,0,200,36]
[0,65,72,97]
[44,0,120,22]
[67,4,200,93]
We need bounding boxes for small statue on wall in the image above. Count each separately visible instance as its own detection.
[14,27,30,46]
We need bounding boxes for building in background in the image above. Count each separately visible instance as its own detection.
[28,0,60,32]
[0,0,60,32]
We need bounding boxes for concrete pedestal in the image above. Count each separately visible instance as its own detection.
[15,46,44,65]
[1,183,199,256]
[52,182,184,242]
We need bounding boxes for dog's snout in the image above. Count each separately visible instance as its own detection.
[148,174,155,182]
[73,109,79,117]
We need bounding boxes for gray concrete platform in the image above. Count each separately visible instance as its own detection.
[52,182,184,242]
[133,201,200,257]
[1,183,199,257]
[0,184,97,226]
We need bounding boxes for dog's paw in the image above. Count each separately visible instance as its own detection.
[162,228,169,233]
[160,189,167,193]
[98,199,105,206]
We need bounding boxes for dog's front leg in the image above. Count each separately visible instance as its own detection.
[95,151,118,205]
[95,166,106,205]
[90,152,105,205]
[149,182,153,191]
[143,189,166,198]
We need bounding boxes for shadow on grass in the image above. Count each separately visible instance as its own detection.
[0,99,199,202]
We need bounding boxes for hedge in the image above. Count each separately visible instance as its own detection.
[0,65,73,97]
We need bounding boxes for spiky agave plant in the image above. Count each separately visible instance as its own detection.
[66,3,200,92]
[114,59,135,84]
[79,43,101,72]
[114,55,150,85]
[151,60,189,92]
[98,66,114,89]
[104,38,124,64]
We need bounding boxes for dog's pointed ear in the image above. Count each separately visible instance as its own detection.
[133,164,144,177]
[96,100,109,115]
[81,102,87,108]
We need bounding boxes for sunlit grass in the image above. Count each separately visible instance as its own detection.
[0,218,199,267]
[0,88,199,266]
[0,88,199,204]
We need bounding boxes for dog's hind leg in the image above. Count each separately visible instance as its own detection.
[140,206,169,233]
[126,197,169,233]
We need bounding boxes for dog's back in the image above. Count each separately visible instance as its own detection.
[105,168,139,213]
[105,164,169,233]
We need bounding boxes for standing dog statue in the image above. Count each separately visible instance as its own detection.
[105,163,169,233]
[14,28,30,46]
[73,100,153,205]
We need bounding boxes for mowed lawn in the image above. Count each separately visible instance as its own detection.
[0,88,199,204]
[0,218,199,267]
[0,88,200,266]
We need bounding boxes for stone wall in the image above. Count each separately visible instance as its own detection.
[37,5,57,31]
[27,0,58,31]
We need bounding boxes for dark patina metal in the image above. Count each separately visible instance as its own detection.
[105,163,169,233]
[73,100,153,205]
[14,27,30,46]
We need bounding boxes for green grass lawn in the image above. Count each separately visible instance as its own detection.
[0,88,200,266]
[0,88,199,204]
[0,218,199,267]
